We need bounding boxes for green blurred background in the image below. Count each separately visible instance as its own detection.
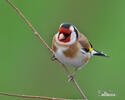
[0,0,125,100]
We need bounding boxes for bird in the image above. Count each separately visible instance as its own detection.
[52,23,108,80]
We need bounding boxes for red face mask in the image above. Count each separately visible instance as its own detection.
[58,27,72,43]
[59,27,72,34]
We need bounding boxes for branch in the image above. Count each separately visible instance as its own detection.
[6,0,87,100]
[0,92,66,100]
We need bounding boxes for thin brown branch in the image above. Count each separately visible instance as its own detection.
[0,92,65,100]
[6,0,87,100]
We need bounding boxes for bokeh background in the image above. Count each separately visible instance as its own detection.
[0,0,125,100]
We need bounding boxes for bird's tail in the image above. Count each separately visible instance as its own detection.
[91,49,108,57]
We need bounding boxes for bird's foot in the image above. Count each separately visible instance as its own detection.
[68,74,75,82]
[51,54,57,61]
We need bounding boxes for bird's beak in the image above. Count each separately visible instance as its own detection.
[59,33,64,40]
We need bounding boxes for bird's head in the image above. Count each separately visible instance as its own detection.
[57,23,78,44]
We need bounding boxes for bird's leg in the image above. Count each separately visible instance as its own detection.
[51,54,57,61]
[68,68,78,82]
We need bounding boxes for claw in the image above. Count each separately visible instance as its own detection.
[51,54,57,61]
[68,68,78,82]
[68,75,75,82]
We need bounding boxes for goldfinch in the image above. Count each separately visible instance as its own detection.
[52,23,108,76]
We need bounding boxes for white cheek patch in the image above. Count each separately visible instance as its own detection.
[70,26,74,32]
[70,32,76,41]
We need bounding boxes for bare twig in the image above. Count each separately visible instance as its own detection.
[0,92,66,100]
[5,0,87,100]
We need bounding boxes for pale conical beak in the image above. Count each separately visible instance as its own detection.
[59,33,64,40]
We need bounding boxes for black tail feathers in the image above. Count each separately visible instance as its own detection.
[91,50,109,57]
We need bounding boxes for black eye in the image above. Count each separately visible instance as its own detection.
[63,33,71,39]
[65,33,71,37]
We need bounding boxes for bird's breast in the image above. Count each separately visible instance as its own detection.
[54,42,90,68]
